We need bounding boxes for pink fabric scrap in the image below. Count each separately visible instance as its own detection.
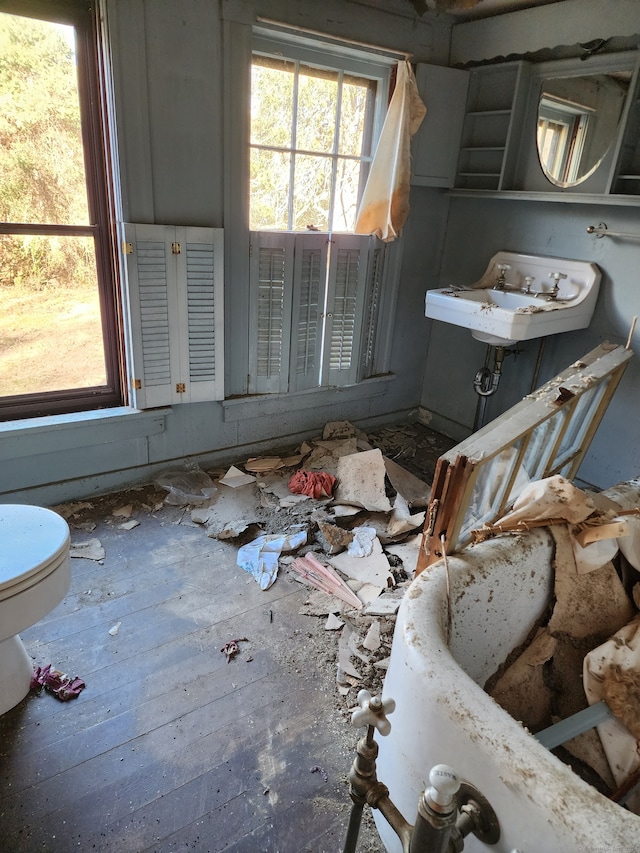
[31,664,86,701]
[288,470,336,500]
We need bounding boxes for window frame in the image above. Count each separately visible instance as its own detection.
[250,30,393,235]
[0,0,124,421]
[241,27,398,397]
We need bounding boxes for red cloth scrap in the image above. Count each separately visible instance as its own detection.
[288,470,336,499]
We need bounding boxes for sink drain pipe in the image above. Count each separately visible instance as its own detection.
[473,345,505,431]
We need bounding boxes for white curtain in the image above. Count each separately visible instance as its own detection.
[354,61,426,242]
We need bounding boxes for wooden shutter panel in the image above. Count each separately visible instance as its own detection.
[249,232,294,394]
[323,234,369,387]
[179,227,225,402]
[289,233,328,392]
[123,223,177,408]
[124,224,224,407]
[360,239,386,380]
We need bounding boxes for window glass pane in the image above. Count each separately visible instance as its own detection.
[0,234,107,395]
[333,157,363,232]
[339,78,372,156]
[0,13,90,226]
[296,66,338,153]
[250,149,291,230]
[292,154,331,232]
[250,58,294,149]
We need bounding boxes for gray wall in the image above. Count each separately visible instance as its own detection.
[0,0,451,506]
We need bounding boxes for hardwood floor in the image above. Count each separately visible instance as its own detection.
[0,493,384,852]
[1,424,453,852]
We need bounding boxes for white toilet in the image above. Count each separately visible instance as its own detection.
[0,505,71,715]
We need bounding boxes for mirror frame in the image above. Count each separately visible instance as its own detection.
[515,51,639,195]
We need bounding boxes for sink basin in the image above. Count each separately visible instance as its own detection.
[425,251,601,345]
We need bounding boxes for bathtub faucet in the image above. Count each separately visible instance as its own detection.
[343,690,500,853]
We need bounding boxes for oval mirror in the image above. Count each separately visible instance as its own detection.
[536,72,631,188]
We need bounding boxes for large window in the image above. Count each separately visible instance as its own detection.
[247,31,394,394]
[0,0,122,420]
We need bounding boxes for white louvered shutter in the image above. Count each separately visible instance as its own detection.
[178,227,224,402]
[289,233,328,392]
[359,239,386,380]
[323,234,369,387]
[124,224,224,407]
[249,232,294,394]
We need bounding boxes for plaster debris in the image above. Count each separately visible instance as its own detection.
[362,620,382,652]
[118,519,140,531]
[108,621,121,636]
[383,456,430,508]
[54,501,93,520]
[112,504,133,518]
[219,465,256,488]
[334,448,392,512]
[325,613,345,631]
[70,538,105,561]
[329,534,393,589]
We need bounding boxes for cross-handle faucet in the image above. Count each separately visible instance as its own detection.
[495,263,511,290]
[548,271,567,300]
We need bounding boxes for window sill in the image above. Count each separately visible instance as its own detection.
[0,406,169,461]
[222,374,395,422]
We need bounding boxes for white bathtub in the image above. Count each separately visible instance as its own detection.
[375,519,640,853]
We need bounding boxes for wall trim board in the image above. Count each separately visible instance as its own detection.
[0,408,168,462]
[451,0,640,65]
[221,374,395,422]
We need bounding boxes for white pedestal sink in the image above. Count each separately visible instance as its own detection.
[425,251,601,345]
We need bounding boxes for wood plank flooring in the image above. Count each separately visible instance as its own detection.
[1,424,453,852]
[0,493,385,852]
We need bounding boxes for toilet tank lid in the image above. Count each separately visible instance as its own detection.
[0,505,70,586]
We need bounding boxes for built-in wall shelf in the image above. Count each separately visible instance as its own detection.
[454,61,531,192]
[451,51,640,202]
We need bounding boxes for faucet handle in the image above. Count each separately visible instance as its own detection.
[524,276,535,293]
[549,271,567,284]
[427,764,461,808]
[350,689,396,736]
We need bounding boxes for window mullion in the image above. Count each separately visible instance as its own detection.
[288,60,300,232]
[327,70,343,234]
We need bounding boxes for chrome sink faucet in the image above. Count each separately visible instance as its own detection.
[494,263,511,290]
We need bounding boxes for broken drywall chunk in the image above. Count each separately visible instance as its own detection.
[118,519,140,531]
[364,585,408,615]
[322,421,357,440]
[325,613,345,631]
[219,466,256,488]
[329,534,393,588]
[334,448,392,512]
[54,501,93,520]
[383,456,430,508]
[70,539,105,561]
[258,474,310,508]
[386,494,426,539]
[191,484,258,539]
[362,620,382,652]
